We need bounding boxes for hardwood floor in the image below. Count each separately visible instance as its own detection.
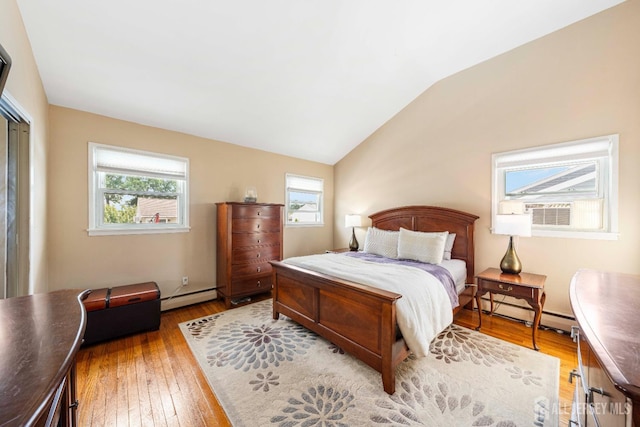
[454,309,577,426]
[76,297,577,426]
[77,298,234,426]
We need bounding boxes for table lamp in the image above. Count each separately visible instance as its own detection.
[494,213,532,274]
[345,214,363,251]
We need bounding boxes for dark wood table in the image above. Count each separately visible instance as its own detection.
[0,289,88,426]
[475,267,546,350]
[570,269,640,427]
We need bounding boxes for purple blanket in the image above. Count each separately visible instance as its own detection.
[343,251,459,308]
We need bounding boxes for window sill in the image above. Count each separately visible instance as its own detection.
[285,222,325,228]
[532,229,619,241]
[87,226,191,236]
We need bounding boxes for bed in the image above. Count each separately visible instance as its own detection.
[269,205,479,394]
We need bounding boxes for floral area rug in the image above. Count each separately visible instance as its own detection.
[179,300,559,426]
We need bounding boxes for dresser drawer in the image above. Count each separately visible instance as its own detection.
[232,262,273,278]
[232,232,280,248]
[587,350,631,426]
[478,279,535,300]
[232,245,280,264]
[570,326,632,427]
[232,276,272,294]
[232,217,281,233]
[232,204,281,219]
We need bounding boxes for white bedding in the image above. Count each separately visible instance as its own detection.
[283,253,453,357]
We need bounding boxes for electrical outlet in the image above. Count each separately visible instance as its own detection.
[182,276,189,286]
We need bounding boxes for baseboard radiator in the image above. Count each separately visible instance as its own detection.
[476,296,575,334]
[160,287,218,311]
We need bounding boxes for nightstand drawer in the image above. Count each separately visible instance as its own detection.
[478,279,534,299]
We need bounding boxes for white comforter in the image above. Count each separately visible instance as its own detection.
[283,253,453,357]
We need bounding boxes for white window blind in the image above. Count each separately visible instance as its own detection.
[494,139,612,169]
[93,145,187,180]
[286,174,323,192]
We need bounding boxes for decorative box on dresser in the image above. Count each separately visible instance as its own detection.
[569,269,639,427]
[216,202,284,308]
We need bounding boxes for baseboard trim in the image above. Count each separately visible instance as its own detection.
[161,288,218,311]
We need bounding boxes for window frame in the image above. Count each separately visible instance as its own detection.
[285,173,324,227]
[491,134,619,240]
[88,142,190,236]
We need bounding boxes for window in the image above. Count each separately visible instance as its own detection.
[285,174,324,226]
[88,143,189,235]
[492,134,618,239]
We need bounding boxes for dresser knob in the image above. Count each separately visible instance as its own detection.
[257,211,261,215]
[498,284,513,292]
[257,267,261,272]
[257,280,261,287]
[257,253,261,258]
[257,224,261,229]
[257,239,261,243]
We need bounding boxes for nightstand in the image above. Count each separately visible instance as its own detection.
[475,267,546,350]
[325,248,351,253]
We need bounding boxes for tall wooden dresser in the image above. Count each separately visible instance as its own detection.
[216,202,284,308]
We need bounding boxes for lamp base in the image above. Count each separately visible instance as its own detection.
[348,227,359,251]
[500,236,522,275]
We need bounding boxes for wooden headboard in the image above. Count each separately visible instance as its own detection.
[369,206,479,284]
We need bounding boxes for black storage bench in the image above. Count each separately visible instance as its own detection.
[82,281,161,345]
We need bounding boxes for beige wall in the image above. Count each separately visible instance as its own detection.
[1,0,50,293]
[335,0,640,322]
[47,106,333,299]
[5,0,638,316]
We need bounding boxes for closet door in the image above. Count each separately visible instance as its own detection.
[6,121,29,297]
[0,100,30,299]
[0,114,7,298]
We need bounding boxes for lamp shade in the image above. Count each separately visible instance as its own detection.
[345,214,363,228]
[494,214,532,237]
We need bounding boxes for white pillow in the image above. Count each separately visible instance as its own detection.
[397,228,449,264]
[443,233,456,260]
[363,227,399,259]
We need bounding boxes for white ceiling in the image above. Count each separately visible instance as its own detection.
[16,0,624,165]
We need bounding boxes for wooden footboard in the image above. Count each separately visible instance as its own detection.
[270,260,409,394]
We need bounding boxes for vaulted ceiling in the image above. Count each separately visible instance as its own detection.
[17,0,624,164]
